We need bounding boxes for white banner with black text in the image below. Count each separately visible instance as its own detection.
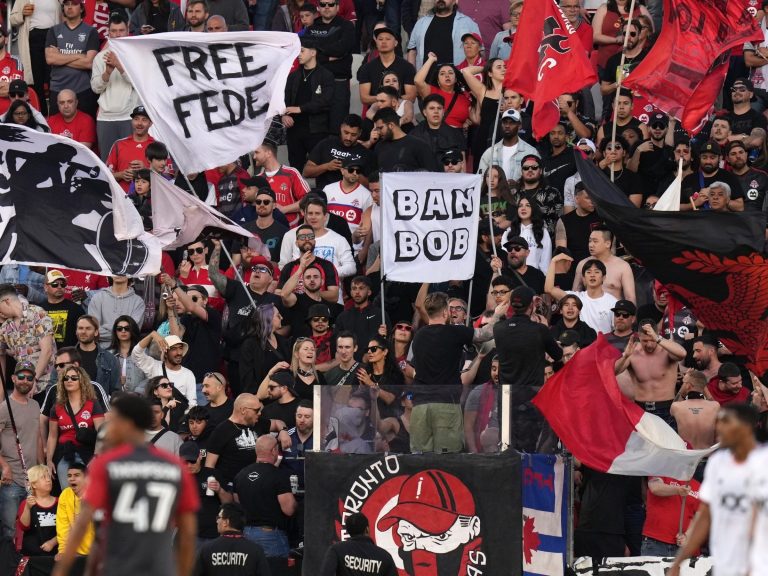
[381,172,481,283]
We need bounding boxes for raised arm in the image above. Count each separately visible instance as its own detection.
[206,240,231,295]
[414,52,437,99]
[545,253,572,302]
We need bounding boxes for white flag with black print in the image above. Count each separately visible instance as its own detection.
[0,125,161,276]
[109,31,300,173]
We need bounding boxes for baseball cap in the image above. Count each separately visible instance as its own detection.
[441,149,462,163]
[576,138,596,154]
[699,140,721,156]
[649,112,668,127]
[611,299,637,315]
[15,361,35,375]
[270,369,295,389]
[342,156,364,169]
[461,32,483,46]
[179,441,201,462]
[306,303,331,322]
[130,105,150,119]
[46,269,67,284]
[503,235,529,251]
[8,79,27,96]
[377,470,476,534]
[373,26,398,39]
[510,286,535,309]
[250,255,274,276]
[241,175,271,189]
[732,77,754,91]
[501,108,521,123]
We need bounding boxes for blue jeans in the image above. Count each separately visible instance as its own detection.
[243,526,289,557]
[641,536,678,558]
[0,483,27,542]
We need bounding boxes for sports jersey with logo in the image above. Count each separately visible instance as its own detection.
[107,135,156,192]
[322,182,373,241]
[256,165,310,227]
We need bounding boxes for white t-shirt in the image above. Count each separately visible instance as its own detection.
[749,446,768,575]
[500,143,518,171]
[699,449,753,576]
[566,290,617,334]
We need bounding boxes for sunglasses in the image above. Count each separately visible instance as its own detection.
[254,199,272,205]
[395,323,413,331]
[443,159,460,166]
[188,246,205,254]
[448,305,466,312]
[55,362,70,369]
[650,123,666,130]
[115,325,131,332]
[614,311,632,318]
[522,165,540,171]
[508,246,526,252]
[318,1,336,5]
[63,375,80,382]
[311,316,329,322]
[252,265,271,274]
[157,382,172,389]
[491,289,511,296]
[297,233,315,241]
[367,345,383,353]
[205,372,224,385]
[731,86,748,92]
[15,373,34,381]
[9,92,25,98]
[345,167,361,174]
[49,281,67,288]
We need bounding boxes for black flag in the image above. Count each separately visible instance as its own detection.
[0,125,160,275]
[575,152,768,376]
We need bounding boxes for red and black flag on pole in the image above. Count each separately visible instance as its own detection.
[575,152,768,376]
[503,0,597,140]
[623,0,762,133]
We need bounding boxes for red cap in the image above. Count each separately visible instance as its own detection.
[250,255,274,276]
[461,32,483,47]
[377,470,475,534]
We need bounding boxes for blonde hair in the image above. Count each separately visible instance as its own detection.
[27,464,51,496]
[56,365,96,405]
[291,337,318,380]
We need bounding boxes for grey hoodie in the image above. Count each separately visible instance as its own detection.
[88,286,146,345]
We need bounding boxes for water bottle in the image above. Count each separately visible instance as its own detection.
[290,474,299,495]
[205,476,215,497]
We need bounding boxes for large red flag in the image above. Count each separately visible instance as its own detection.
[504,0,597,140]
[624,0,761,133]
[533,336,714,480]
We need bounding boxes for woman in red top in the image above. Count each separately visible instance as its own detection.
[415,51,472,129]
[46,366,105,489]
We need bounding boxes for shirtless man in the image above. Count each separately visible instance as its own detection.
[615,319,686,428]
[572,226,636,303]
[671,370,719,448]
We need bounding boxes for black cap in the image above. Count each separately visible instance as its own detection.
[558,329,581,347]
[732,77,754,91]
[306,303,331,322]
[179,441,200,462]
[342,156,364,169]
[8,79,27,95]
[373,26,398,39]
[131,105,150,119]
[649,112,668,127]
[270,369,295,389]
[504,235,529,251]
[441,149,462,163]
[699,140,721,156]
[241,175,271,189]
[611,299,637,315]
[510,286,535,309]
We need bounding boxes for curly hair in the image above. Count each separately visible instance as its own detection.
[56,365,96,405]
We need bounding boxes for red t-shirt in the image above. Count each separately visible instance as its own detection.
[707,377,751,406]
[643,477,701,545]
[0,53,24,115]
[50,400,103,447]
[257,165,310,227]
[48,111,97,146]
[59,269,110,300]
[429,85,471,129]
[107,135,157,192]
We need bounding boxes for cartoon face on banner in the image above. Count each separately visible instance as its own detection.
[0,125,151,275]
[335,457,487,576]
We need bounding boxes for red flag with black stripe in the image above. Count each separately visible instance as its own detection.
[504,0,597,140]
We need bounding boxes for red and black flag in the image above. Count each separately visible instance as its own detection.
[504,0,596,139]
[623,0,761,133]
[575,152,768,376]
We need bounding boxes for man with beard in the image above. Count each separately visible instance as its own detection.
[406,0,481,68]
[604,300,636,352]
[681,141,744,211]
[600,21,648,112]
[132,332,198,406]
[371,108,437,172]
[653,138,694,203]
[323,158,373,255]
[614,319,686,427]
[572,226,635,303]
[490,236,546,295]
[106,106,154,193]
[334,276,387,360]
[726,78,767,140]
[304,114,369,189]
[236,180,289,264]
[478,108,538,182]
[510,154,562,236]
[595,90,648,147]
[41,270,84,348]
[184,0,208,31]
[726,140,768,211]
[253,141,311,229]
[277,223,341,305]
[542,123,577,197]
[555,183,601,289]
[73,314,120,395]
[282,264,333,338]
[549,294,596,348]
[691,334,723,385]
[629,112,674,196]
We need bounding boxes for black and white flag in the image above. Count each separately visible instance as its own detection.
[0,125,161,276]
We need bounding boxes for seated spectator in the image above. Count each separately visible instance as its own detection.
[47,89,96,149]
[87,275,145,346]
[145,398,183,455]
[56,463,93,562]
[16,464,58,560]
[5,99,48,132]
[145,375,189,433]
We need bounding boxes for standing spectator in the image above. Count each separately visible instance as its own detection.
[205,15,228,31]
[304,114,369,190]
[107,316,147,394]
[549,295,597,348]
[478,108,539,182]
[106,106,155,193]
[253,141,311,228]
[334,276,387,359]
[258,370,301,430]
[184,0,209,31]
[542,123,577,197]
[357,28,416,114]
[457,0,508,52]
[214,161,249,219]
[201,372,235,430]
[597,137,644,207]
[178,240,223,312]
[604,300,636,351]
[307,0,356,134]
[55,462,93,562]
[560,0,593,56]
[90,13,139,162]
[727,78,767,139]
[726,140,768,211]
[238,302,291,395]
[237,185,290,265]
[599,20,649,111]
[324,331,360,386]
[591,0,651,74]
[503,198,552,272]
[371,108,439,172]
[671,370,719,449]
[0,32,28,116]
[464,356,500,454]
[131,332,198,407]
[409,93,467,168]
[681,141,745,212]
[555,183,601,285]
[233,435,296,572]
[207,0,249,30]
[87,276,145,346]
[708,362,751,406]
[73,316,121,395]
[323,158,373,255]
[319,513,397,576]
[572,226,636,302]
[146,375,189,432]
[489,236,547,295]
[0,362,43,545]
[414,55,471,129]
[457,32,484,71]
[11,0,60,116]
[641,476,700,557]
[489,2,522,61]
[46,366,104,488]
[0,265,46,306]
[283,37,335,173]
[47,89,96,149]
[45,0,99,118]
[145,399,183,455]
[407,0,481,69]
[630,112,673,197]
[128,0,185,34]
[494,286,562,452]
[0,284,56,390]
[40,270,84,349]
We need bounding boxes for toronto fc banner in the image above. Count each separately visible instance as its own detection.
[304,452,522,576]
[381,172,481,283]
[0,125,161,276]
[522,455,569,576]
[109,32,300,173]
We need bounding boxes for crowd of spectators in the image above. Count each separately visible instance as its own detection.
[0,0,767,572]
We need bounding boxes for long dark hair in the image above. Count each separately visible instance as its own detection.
[6,100,42,130]
[430,63,468,94]
[481,166,516,206]
[242,303,276,347]
[109,315,141,352]
[367,335,404,385]
[482,57,503,90]
[512,197,546,248]
[143,0,171,18]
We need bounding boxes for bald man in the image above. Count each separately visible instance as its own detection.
[206,15,228,32]
[48,88,97,149]
[204,393,290,485]
[233,434,297,568]
[671,370,719,449]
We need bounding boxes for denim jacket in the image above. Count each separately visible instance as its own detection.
[95,346,121,396]
[407,11,481,69]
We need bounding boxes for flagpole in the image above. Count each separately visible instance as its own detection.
[482,96,504,259]
[465,278,473,326]
[609,0,638,182]
[380,172,386,326]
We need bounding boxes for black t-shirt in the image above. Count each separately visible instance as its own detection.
[262,396,301,429]
[733,167,768,211]
[542,147,577,195]
[217,173,242,218]
[728,108,767,135]
[287,293,329,339]
[601,49,648,87]
[409,123,467,167]
[277,257,340,294]
[20,502,58,556]
[602,167,643,201]
[424,12,456,65]
[308,135,370,190]
[373,135,440,173]
[604,331,631,353]
[194,469,222,539]
[637,143,675,194]
[195,534,271,576]
[221,283,282,349]
[681,169,744,203]
[40,298,85,348]
[411,324,473,405]
[356,55,416,97]
[244,219,289,263]
[206,418,271,484]
[79,346,98,381]
[577,467,629,534]
[500,265,547,295]
[233,462,293,528]
[181,307,222,381]
[206,398,234,431]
